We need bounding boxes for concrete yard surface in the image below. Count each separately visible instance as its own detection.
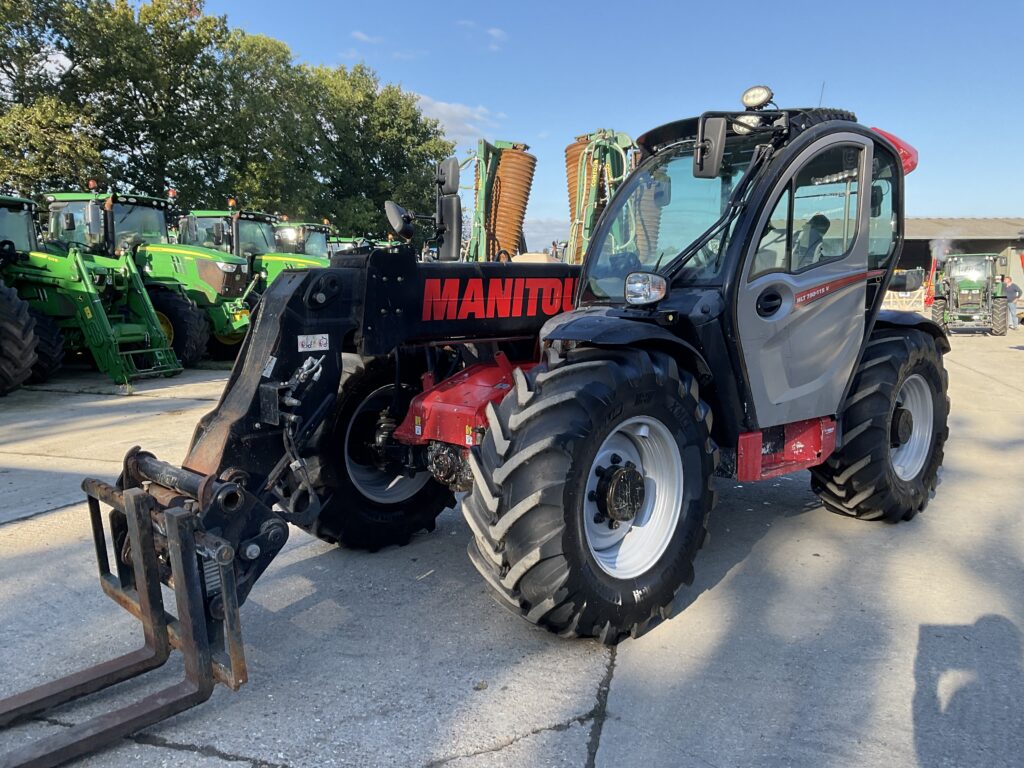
[1,332,1022,767]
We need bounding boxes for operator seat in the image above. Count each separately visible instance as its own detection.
[795,214,830,270]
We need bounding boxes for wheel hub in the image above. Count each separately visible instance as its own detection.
[595,463,645,523]
[891,406,914,447]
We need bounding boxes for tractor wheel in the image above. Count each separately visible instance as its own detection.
[206,334,244,361]
[27,310,65,383]
[149,290,209,367]
[930,298,946,328]
[810,329,948,523]
[306,354,454,551]
[0,279,37,396]
[464,348,718,644]
[991,297,1008,336]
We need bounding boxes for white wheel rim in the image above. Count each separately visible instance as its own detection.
[344,385,430,504]
[583,416,684,579]
[889,374,934,481]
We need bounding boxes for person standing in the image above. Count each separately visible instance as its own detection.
[1004,275,1022,330]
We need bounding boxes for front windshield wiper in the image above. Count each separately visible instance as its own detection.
[661,143,775,279]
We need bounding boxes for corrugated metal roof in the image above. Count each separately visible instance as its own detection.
[906,217,1024,240]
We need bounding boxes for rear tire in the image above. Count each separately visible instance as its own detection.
[0,279,37,396]
[464,348,718,644]
[306,354,454,551]
[150,290,209,367]
[27,311,65,383]
[930,298,946,329]
[991,297,1008,336]
[811,329,948,522]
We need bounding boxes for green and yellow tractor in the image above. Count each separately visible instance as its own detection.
[0,194,180,388]
[179,207,330,297]
[273,220,333,262]
[45,191,251,365]
[932,253,1009,335]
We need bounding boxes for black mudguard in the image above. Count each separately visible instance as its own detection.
[541,307,713,381]
[874,309,951,353]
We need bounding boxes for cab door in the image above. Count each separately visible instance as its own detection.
[735,133,873,428]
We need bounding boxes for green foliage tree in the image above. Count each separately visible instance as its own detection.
[0,0,455,238]
[0,97,102,196]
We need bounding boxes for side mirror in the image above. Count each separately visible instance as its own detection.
[385,200,414,241]
[693,116,726,179]
[61,212,76,232]
[212,222,225,246]
[652,176,671,207]
[438,194,462,262]
[180,215,198,244]
[84,202,103,238]
[437,157,460,196]
[889,269,924,292]
[871,184,885,217]
[1000,256,1008,267]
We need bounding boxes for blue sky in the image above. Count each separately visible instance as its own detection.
[206,0,1023,246]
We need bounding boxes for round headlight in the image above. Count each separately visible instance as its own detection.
[732,113,763,135]
[741,85,773,110]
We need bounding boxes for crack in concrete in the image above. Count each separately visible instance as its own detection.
[32,715,291,768]
[424,646,618,768]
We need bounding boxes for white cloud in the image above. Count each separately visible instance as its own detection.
[416,94,501,145]
[523,218,569,252]
[486,27,507,51]
[351,30,381,44]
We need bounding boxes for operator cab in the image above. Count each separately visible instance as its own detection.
[274,221,332,259]
[0,197,38,260]
[44,191,172,255]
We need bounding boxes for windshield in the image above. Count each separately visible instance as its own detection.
[238,220,277,257]
[49,201,98,246]
[948,259,989,282]
[111,203,167,250]
[304,231,328,257]
[182,216,232,253]
[0,207,36,252]
[583,138,758,301]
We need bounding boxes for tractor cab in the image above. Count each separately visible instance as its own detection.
[0,196,38,261]
[273,220,333,260]
[45,191,172,255]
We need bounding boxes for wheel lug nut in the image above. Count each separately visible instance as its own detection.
[588,490,597,502]
[610,454,622,465]
[608,520,620,530]
[594,513,606,524]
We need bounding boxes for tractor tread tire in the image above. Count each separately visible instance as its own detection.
[27,310,65,383]
[991,297,1008,336]
[810,329,948,523]
[930,298,946,328]
[0,279,37,396]
[150,290,209,367]
[464,347,718,645]
[306,354,454,551]
[790,108,859,133]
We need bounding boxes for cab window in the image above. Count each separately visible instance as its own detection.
[750,144,862,279]
[868,145,900,271]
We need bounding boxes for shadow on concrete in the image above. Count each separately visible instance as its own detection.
[913,615,1024,768]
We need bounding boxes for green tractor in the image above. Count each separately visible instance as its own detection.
[178,208,330,300]
[0,194,180,387]
[932,253,1009,335]
[273,220,333,262]
[46,191,252,365]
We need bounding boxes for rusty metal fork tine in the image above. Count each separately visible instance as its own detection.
[0,490,170,728]
[0,501,220,768]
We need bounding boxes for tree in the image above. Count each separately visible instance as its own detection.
[0,97,102,196]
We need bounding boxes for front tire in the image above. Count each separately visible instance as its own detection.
[149,290,210,367]
[930,298,946,329]
[306,354,454,550]
[0,279,37,396]
[27,310,65,383]
[464,348,718,644]
[811,329,948,522]
[991,297,1008,336]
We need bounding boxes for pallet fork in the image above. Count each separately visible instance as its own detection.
[0,479,246,768]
